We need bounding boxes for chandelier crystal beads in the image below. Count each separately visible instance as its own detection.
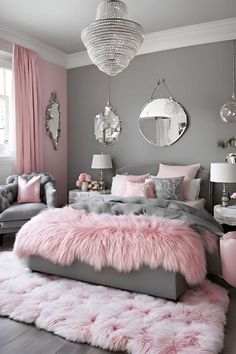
[81,0,144,76]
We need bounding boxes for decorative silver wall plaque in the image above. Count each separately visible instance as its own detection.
[94,77,121,145]
[45,91,61,150]
[94,102,121,145]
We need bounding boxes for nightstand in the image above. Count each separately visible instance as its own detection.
[213,204,236,232]
[68,189,111,204]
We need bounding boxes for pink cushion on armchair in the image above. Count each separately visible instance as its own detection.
[17,175,42,203]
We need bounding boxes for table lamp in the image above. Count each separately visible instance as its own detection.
[210,163,236,207]
[91,154,113,190]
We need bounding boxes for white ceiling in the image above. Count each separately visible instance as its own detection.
[0,0,235,54]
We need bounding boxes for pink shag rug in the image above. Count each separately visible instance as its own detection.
[0,252,229,354]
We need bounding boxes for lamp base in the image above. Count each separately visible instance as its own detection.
[99,170,105,191]
[100,181,105,191]
[221,183,229,207]
[221,196,229,207]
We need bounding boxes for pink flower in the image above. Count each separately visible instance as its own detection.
[78,173,86,182]
[85,174,92,182]
[231,192,236,199]
[76,180,81,187]
[76,173,92,187]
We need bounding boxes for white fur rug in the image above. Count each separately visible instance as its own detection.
[0,252,230,354]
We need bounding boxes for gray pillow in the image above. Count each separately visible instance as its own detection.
[150,176,184,200]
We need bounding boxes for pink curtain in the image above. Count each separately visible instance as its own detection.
[13,44,43,173]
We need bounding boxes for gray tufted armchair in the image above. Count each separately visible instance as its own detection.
[0,172,57,244]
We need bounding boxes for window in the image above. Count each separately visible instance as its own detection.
[0,66,14,158]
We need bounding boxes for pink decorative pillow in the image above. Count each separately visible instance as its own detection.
[111,174,149,196]
[17,175,42,203]
[123,181,155,198]
[157,163,200,199]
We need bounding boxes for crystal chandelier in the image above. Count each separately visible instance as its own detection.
[81,0,144,76]
[220,40,236,123]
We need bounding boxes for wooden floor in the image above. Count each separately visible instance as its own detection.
[0,236,235,354]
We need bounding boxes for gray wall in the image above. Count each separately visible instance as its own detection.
[68,41,236,203]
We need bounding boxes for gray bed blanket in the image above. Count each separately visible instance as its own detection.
[71,196,223,237]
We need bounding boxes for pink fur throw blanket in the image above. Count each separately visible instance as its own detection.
[14,207,217,285]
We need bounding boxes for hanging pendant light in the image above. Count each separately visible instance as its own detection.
[81,0,144,76]
[94,76,121,145]
[220,40,236,123]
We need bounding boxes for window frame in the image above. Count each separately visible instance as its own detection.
[0,55,15,162]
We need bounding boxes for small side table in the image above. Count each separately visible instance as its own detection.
[68,189,111,204]
[213,204,236,232]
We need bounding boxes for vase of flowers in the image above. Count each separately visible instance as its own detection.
[81,181,89,191]
[76,173,92,191]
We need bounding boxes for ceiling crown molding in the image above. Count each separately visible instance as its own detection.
[0,17,235,70]
[67,17,236,69]
[0,25,67,68]
[67,50,92,69]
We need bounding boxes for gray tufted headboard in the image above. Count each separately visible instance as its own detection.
[116,162,210,211]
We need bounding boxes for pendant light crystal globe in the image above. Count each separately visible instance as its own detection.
[81,0,144,76]
[220,100,236,123]
[220,40,236,123]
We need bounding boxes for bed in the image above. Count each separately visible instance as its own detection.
[15,163,223,300]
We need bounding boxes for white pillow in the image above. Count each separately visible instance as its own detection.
[111,174,149,196]
[186,179,201,201]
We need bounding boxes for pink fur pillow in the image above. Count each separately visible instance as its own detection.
[123,181,155,198]
[111,174,149,196]
[17,175,42,203]
[157,163,200,199]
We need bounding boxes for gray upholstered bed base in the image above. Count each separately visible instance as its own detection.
[28,246,222,302]
[28,256,187,301]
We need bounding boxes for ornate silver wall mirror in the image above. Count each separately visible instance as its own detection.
[94,77,121,145]
[139,79,187,147]
[45,91,61,150]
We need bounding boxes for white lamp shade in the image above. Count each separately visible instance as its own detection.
[210,163,236,183]
[91,154,113,169]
